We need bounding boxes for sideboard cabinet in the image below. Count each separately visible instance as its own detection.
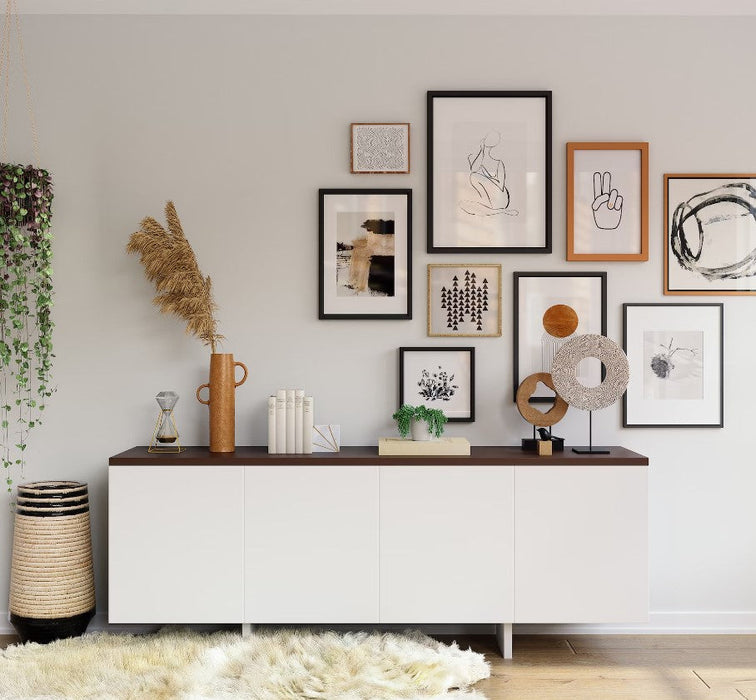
[109,446,648,657]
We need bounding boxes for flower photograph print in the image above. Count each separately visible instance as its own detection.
[623,303,723,427]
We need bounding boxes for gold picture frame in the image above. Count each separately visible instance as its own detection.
[427,264,502,337]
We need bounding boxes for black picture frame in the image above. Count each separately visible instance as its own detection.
[427,90,552,254]
[623,303,724,427]
[513,271,607,402]
[319,188,412,320]
[399,346,475,422]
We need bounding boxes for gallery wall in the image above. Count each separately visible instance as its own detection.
[1,12,755,632]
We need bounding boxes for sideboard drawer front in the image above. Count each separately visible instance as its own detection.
[244,465,379,623]
[108,465,244,623]
[379,465,514,623]
[515,465,648,623]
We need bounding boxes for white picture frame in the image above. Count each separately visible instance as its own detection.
[350,123,410,174]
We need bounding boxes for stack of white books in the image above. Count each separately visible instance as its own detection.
[267,390,313,454]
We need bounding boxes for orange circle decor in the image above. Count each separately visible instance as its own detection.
[515,372,569,427]
[542,304,579,338]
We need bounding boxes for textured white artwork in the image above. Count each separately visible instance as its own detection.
[351,123,410,173]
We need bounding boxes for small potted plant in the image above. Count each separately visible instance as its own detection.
[392,404,448,441]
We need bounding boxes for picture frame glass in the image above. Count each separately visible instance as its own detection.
[427,264,501,337]
[666,175,756,294]
[320,190,410,319]
[623,304,723,427]
[429,92,550,252]
[400,348,474,422]
[570,146,645,257]
[514,273,606,401]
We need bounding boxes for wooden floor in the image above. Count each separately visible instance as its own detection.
[2,633,756,698]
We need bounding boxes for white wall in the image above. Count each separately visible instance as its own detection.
[2,13,755,632]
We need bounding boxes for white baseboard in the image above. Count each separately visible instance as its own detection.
[4,612,756,637]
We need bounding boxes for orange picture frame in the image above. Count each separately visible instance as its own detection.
[567,142,649,262]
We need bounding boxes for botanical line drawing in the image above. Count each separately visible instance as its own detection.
[440,269,489,332]
[459,131,519,217]
[670,182,756,281]
[649,337,697,380]
[418,365,458,401]
[592,171,623,230]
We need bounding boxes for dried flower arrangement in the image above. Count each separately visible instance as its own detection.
[0,164,54,491]
[127,201,223,352]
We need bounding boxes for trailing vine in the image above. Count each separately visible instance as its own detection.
[0,163,54,492]
[392,404,448,439]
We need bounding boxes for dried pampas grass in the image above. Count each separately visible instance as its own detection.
[127,201,222,352]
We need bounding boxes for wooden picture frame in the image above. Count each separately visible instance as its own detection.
[513,271,607,402]
[427,264,502,337]
[567,142,648,261]
[623,303,724,427]
[427,90,551,254]
[319,188,412,319]
[350,123,410,174]
[664,174,756,295]
[399,346,475,422]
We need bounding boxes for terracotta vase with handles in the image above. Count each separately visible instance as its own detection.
[196,353,248,453]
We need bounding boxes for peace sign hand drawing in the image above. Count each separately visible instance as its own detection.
[592,171,623,230]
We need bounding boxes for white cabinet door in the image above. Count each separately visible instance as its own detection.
[379,465,514,623]
[245,465,379,623]
[515,465,648,623]
[108,465,244,623]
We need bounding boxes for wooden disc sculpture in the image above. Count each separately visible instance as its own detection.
[516,372,569,427]
[551,334,629,411]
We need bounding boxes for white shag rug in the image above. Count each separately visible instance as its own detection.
[0,628,490,699]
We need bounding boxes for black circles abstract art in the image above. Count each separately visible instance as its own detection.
[427,264,501,337]
[665,174,756,295]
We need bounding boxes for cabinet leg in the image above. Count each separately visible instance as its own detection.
[495,623,512,659]
[241,623,255,638]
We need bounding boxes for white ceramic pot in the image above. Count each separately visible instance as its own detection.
[410,419,434,441]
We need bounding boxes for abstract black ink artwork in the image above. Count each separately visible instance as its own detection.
[592,171,623,230]
[670,182,756,281]
[336,214,395,298]
[417,365,458,401]
[459,132,519,218]
[441,270,489,331]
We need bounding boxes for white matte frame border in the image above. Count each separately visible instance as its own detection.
[622,303,724,427]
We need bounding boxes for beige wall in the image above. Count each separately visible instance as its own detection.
[1,13,754,631]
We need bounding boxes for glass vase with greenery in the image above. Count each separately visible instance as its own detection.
[0,163,54,492]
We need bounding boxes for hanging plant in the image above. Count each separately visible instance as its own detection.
[0,163,54,492]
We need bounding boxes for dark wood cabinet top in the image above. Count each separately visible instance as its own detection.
[109,445,648,466]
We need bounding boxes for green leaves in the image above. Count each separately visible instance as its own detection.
[0,163,54,493]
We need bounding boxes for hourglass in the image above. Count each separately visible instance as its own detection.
[148,391,185,453]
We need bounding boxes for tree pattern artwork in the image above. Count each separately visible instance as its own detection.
[440,269,490,332]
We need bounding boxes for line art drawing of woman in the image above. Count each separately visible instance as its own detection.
[459,130,519,217]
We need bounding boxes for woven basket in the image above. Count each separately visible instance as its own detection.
[9,481,95,643]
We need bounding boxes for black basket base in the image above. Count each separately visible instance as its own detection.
[10,608,95,644]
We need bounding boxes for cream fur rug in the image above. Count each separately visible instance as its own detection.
[0,628,490,699]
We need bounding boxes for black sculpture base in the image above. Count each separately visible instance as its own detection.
[522,437,565,452]
[10,608,95,644]
[572,447,611,455]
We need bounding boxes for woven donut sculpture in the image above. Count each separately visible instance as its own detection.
[551,334,629,411]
